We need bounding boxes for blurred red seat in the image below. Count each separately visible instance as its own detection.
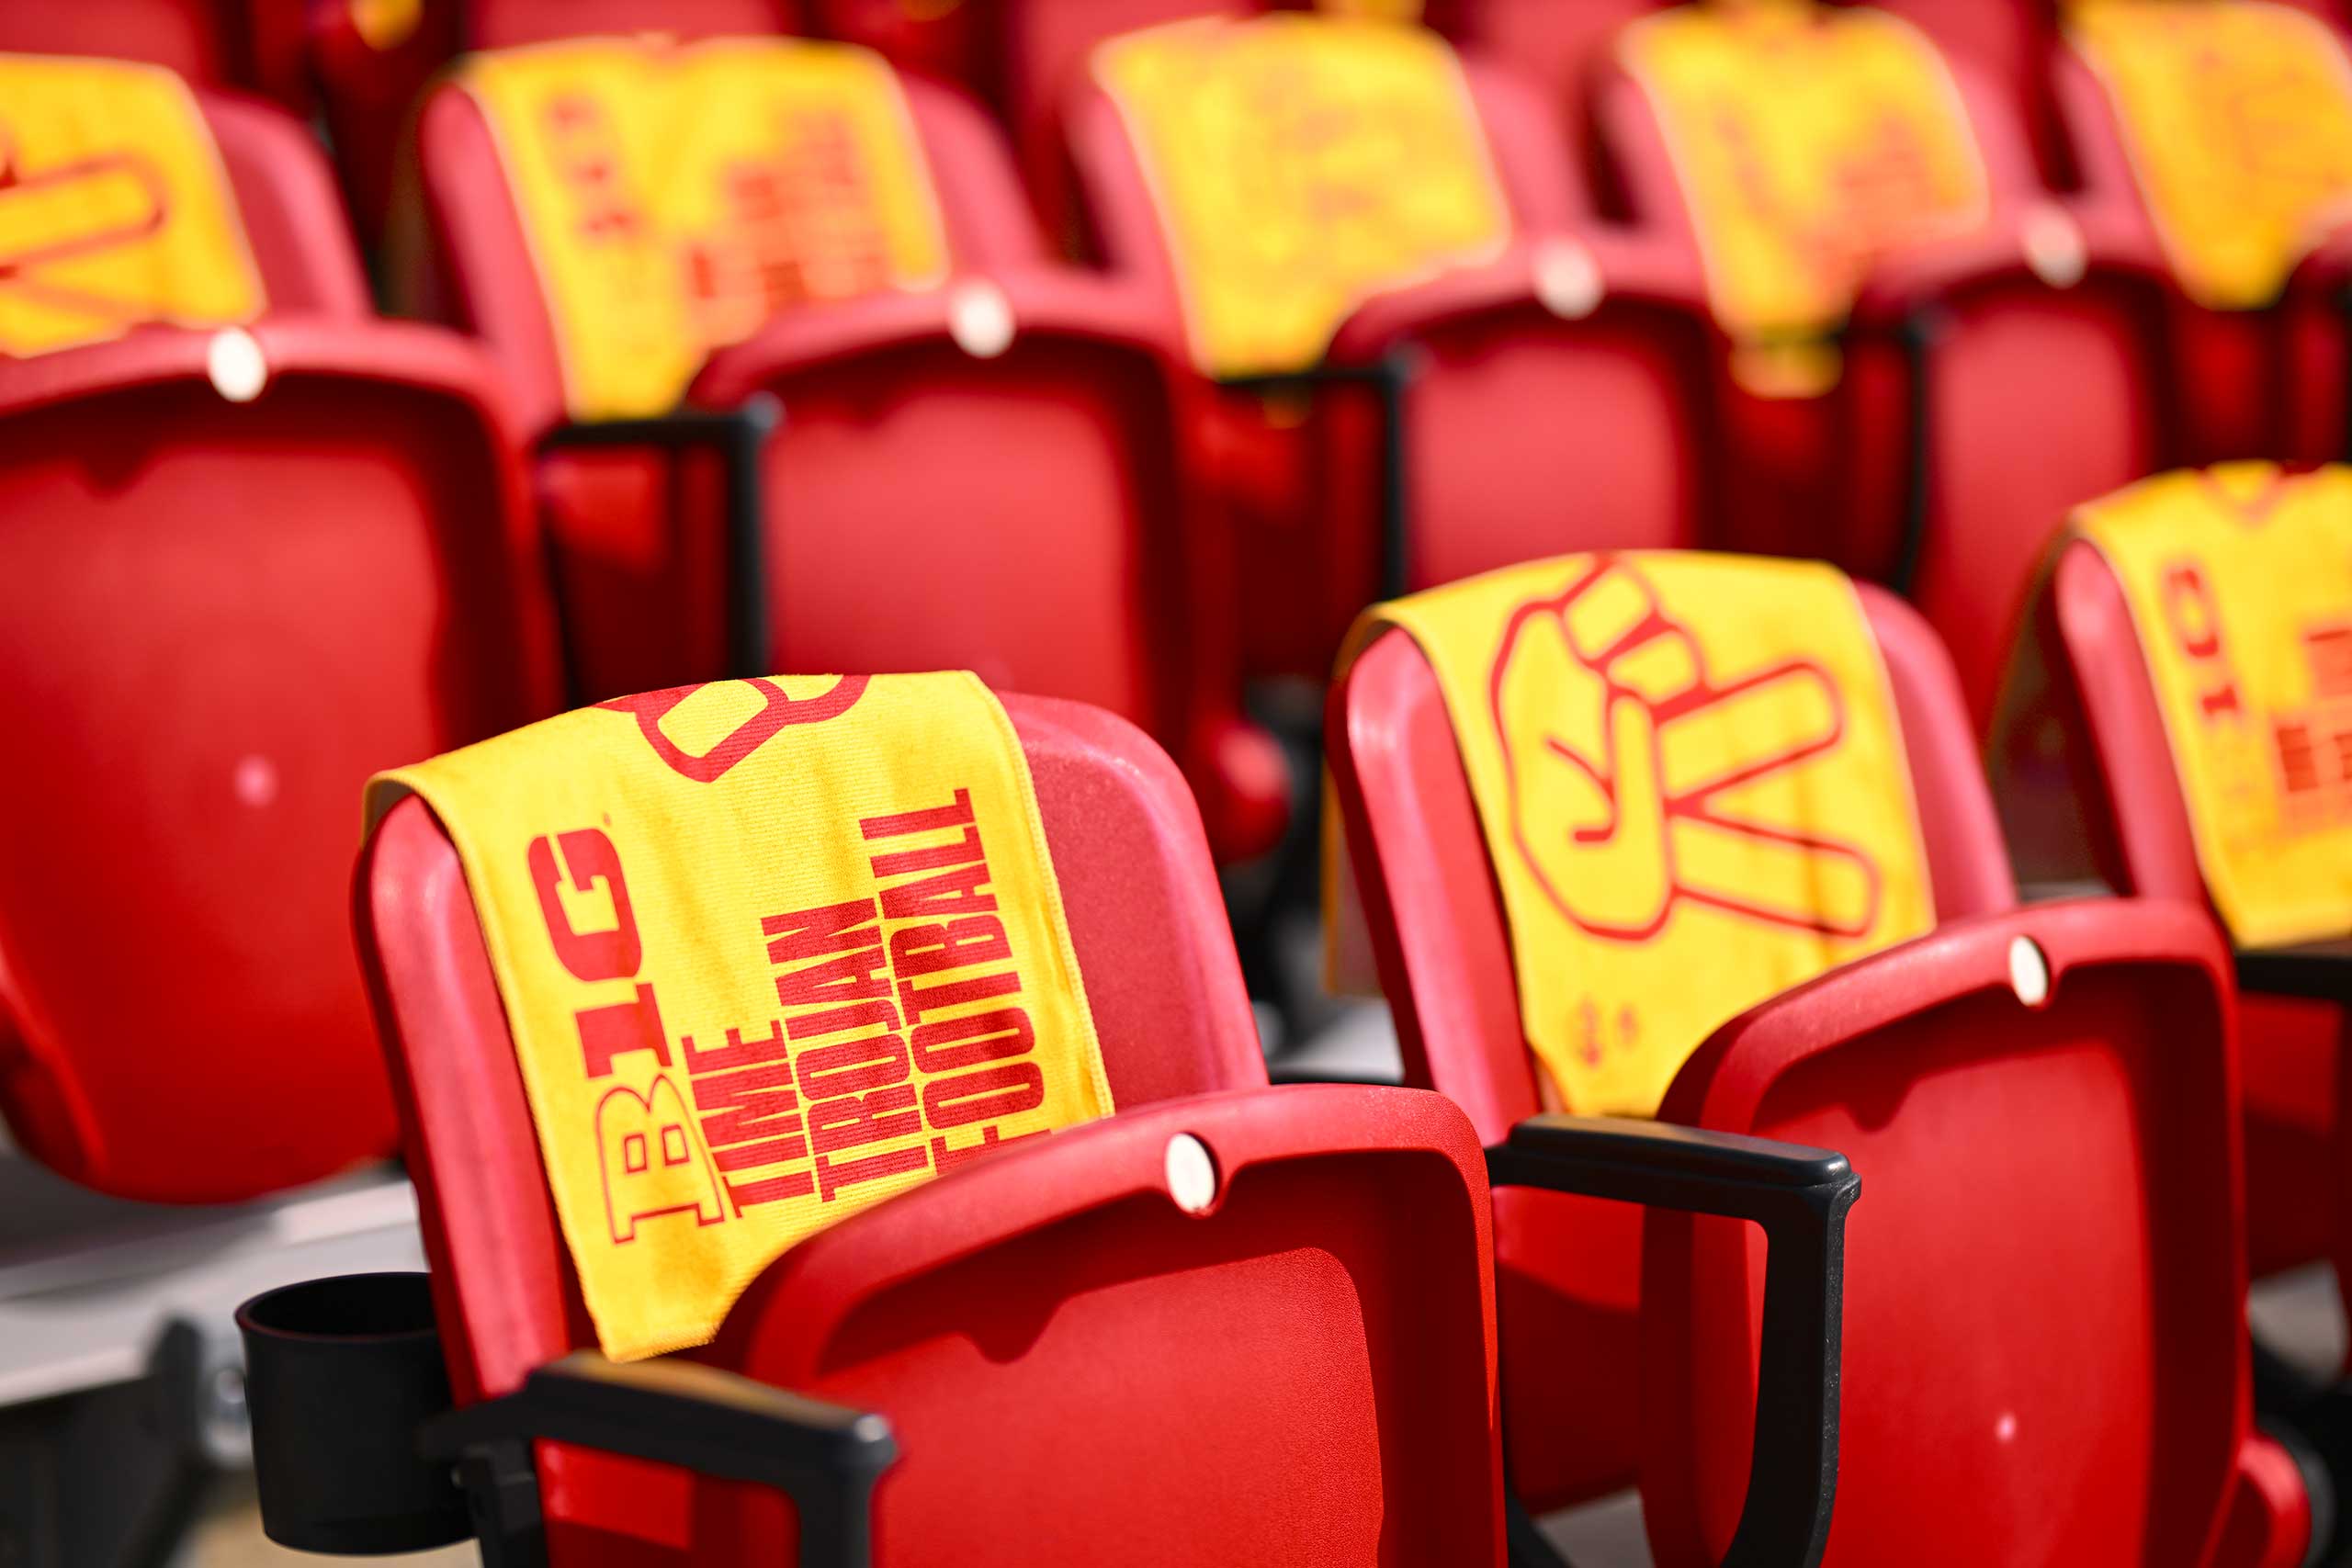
[308,0,804,243]
[1064,12,1718,675]
[0,55,560,1202]
[1996,463,2352,1296]
[355,686,1854,1565]
[1328,550,2312,1565]
[1579,1,2169,728]
[398,32,1287,862]
[2045,0,2352,467]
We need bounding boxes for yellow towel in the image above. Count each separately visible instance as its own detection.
[2072,464,2352,946]
[1616,4,1987,395]
[1091,15,1510,378]
[1332,553,1934,1114]
[0,53,264,357]
[369,674,1115,1360]
[2068,1,2352,310]
[454,37,951,419]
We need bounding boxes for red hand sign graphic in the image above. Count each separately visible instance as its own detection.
[0,124,172,330]
[1488,557,1885,943]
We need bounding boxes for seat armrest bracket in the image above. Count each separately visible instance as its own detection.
[1489,1116,1860,1568]
[423,1349,896,1568]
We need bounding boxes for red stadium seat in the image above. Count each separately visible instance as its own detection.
[1992,461,2352,1552]
[1064,15,1718,676]
[1996,476,2351,1291]
[1327,558,2313,1564]
[338,689,1854,1565]
[1578,1,2171,729]
[2043,0,2352,467]
[305,3,822,243]
[398,34,1287,863]
[0,65,560,1204]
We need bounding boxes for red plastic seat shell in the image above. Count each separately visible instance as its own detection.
[1326,581,2015,1509]
[0,90,557,1203]
[1586,22,2171,725]
[2034,539,2344,1291]
[360,697,1509,1562]
[404,68,1286,862]
[1331,573,2302,1562]
[1649,897,2256,1567]
[1065,47,1720,676]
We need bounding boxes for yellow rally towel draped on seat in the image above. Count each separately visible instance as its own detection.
[2066,0,2352,310]
[368,673,1115,1360]
[2070,463,2352,946]
[1091,14,1511,378]
[1332,553,1935,1114]
[1616,4,1988,395]
[453,36,952,419]
[0,53,264,357]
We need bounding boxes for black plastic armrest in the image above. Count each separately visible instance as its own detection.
[1487,1116,1860,1568]
[422,1349,895,1568]
[1886,306,1944,599]
[540,399,783,680]
[2236,941,2352,1005]
[2339,280,2352,467]
[1219,355,1415,599]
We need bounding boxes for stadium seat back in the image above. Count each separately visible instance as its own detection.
[2048,0,2352,466]
[677,335,1172,727]
[423,53,1156,688]
[1647,897,2245,1567]
[2009,527,2346,1281]
[1067,21,1716,672]
[1330,558,2276,1558]
[0,77,557,1204]
[1325,572,2007,1511]
[409,63,1046,428]
[1885,280,2164,726]
[408,33,1294,832]
[1333,581,2014,1143]
[1589,2,2167,725]
[0,74,368,321]
[358,693,1507,1562]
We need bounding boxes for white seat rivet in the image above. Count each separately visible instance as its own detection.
[2022,205,2086,290]
[949,280,1016,359]
[208,327,268,403]
[1165,1133,1217,1215]
[1533,238,1604,321]
[2008,935,2052,1009]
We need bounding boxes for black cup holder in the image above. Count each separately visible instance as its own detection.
[235,1272,472,1555]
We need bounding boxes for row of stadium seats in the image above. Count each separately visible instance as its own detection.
[8,0,2349,728]
[224,513,2337,1566]
[6,0,2352,1563]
